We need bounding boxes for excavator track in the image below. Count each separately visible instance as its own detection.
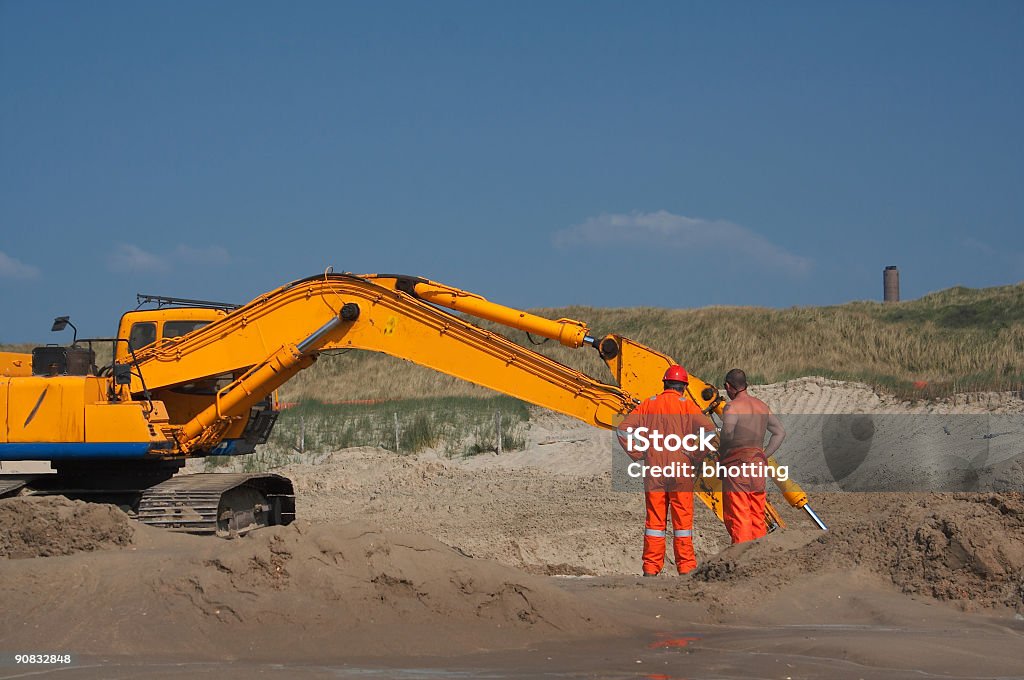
[135,473,295,536]
[0,477,29,499]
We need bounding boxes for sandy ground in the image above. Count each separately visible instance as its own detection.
[2,378,1023,679]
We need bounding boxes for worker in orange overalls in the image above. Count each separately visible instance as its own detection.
[617,365,715,576]
[719,368,787,543]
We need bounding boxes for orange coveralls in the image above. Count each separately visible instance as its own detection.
[721,446,768,543]
[617,391,715,575]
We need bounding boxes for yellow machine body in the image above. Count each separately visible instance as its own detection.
[0,352,32,378]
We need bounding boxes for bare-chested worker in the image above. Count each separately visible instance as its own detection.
[719,368,786,543]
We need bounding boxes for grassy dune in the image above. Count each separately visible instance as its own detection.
[281,282,1024,401]
[0,343,35,354]
[6,282,1023,400]
[210,395,530,469]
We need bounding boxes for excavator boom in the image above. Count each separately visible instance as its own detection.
[130,273,636,434]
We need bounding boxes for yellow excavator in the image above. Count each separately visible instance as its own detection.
[0,272,826,535]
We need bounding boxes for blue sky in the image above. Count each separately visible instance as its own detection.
[2,1,1022,342]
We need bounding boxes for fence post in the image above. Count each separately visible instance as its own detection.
[394,412,400,453]
[495,410,503,454]
[296,415,305,454]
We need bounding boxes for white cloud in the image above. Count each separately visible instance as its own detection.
[107,244,169,273]
[553,210,812,275]
[173,244,232,266]
[962,237,997,258]
[0,251,40,279]
[963,237,1024,273]
[107,243,233,274]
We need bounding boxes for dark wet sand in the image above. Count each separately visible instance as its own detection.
[6,575,1022,680]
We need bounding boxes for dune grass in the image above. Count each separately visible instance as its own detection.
[279,282,1024,401]
[6,282,1023,401]
[205,395,530,470]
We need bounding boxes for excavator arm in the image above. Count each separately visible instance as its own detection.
[129,272,823,531]
[131,273,635,440]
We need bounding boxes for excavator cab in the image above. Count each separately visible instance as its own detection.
[115,308,228,363]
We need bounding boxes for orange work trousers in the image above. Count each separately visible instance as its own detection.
[721,447,768,544]
[643,491,695,574]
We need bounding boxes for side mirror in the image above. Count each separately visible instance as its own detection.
[113,363,132,386]
[51,316,78,344]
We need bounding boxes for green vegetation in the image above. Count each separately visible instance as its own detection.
[206,395,530,471]
[0,343,34,353]
[7,282,1023,402]
[277,282,1024,402]
[875,285,1024,329]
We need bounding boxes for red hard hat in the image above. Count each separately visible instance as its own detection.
[663,365,688,383]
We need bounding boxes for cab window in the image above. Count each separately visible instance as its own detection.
[163,320,210,339]
[128,322,157,352]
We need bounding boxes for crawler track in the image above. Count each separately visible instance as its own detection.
[135,473,295,535]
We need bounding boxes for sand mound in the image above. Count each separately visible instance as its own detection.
[0,519,611,660]
[835,493,1024,607]
[165,521,603,631]
[0,496,134,558]
[282,448,654,576]
[693,492,1024,611]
